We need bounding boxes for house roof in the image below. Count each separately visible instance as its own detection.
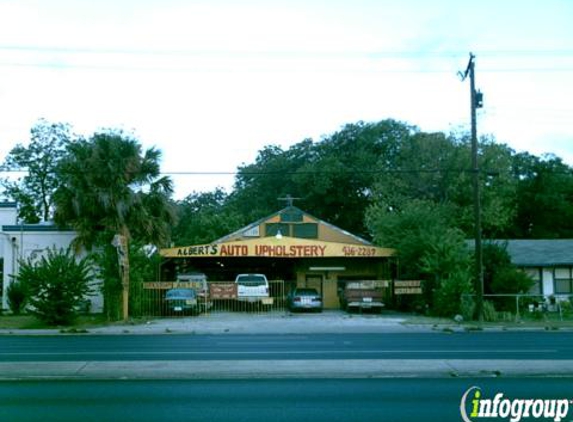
[2,224,75,233]
[214,206,373,246]
[491,239,573,267]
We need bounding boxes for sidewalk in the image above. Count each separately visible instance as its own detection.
[1,310,572,336]
[0,311,427,336]
[2,359,573,380]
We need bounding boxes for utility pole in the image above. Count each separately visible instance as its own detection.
[460,53,484,322]
[112,233,130,321]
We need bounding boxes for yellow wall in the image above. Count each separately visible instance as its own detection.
[294,259,389,309]
[228,210,369,246]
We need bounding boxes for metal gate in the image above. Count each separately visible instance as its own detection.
[137,280,286,317]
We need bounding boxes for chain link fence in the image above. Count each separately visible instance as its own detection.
[462,294,573,322]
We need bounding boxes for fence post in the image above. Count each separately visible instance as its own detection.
[515,295,520,322]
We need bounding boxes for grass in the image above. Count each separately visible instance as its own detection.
[400,311,573,330]
[0,313,109,330]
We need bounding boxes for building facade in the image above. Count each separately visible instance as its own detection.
[503,239,573,298]
[0,202,103,312]
[160,206,396,309]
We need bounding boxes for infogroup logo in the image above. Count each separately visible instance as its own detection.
[460,386,571,422]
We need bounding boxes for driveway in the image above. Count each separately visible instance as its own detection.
[89,310,416,335]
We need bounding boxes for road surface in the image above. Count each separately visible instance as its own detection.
[1,332,572,361]
[1,378,572,422]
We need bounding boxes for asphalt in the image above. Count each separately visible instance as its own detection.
[2,311,573,380]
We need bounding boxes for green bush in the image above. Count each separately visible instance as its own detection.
[7,281,28,315]
[559,300,572,318]
[483,301,497,322]
[15,247,94,325]
[432,274,473,317]
[460,295,475,321]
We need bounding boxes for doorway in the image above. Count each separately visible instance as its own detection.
[304,274,323,296]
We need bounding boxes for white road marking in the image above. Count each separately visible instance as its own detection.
[0,349,558,356]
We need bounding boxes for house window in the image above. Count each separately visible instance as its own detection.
[523,267,542,295]
[280,209,303,223]
[266,223,290,237]
[554,267,573,294]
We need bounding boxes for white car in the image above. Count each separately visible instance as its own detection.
[235,273,273,306]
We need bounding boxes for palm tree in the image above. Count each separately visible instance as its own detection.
[53,131,176,320]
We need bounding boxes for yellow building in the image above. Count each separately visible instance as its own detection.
[160,206,395,309]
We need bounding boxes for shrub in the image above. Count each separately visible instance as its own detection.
[15,246,94,325]
[482,301,497,322]
[559,300,573,318]
[432,274,473,317]
[7,281,28,315]
[460,295,475,321]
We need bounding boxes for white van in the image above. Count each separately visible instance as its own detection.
[235,273,273,306]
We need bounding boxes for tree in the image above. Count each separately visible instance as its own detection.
[292,120,411,237]
[92,241,161,320]
[53,130,176,319]
[482,241,533,312]
[420,229,473,317]
[173,188,243,246]
[6,281,28,315]
[14,247,93,325]
[231,120,413,237]
[230,142,313,223]
[371,132,519,239]
[1,119,72,222]
[366,199,473,315]
[511,154,573,238]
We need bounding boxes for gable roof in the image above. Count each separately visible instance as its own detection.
[214,206,372,245]
[502,239,573,267]
[473,239,573,267]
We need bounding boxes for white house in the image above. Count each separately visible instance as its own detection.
[502,239,573,298]
[0,202,103,312]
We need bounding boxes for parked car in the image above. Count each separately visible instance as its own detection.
[164,288,200,316]
[287,288,323,312]
[235,273,273,307]
[341,280,385,313]
[176,272,212,311]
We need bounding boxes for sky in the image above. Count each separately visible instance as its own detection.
[0,0,572,199]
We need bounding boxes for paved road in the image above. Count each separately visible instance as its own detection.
[1,332,572,361]
[1,378,571,422]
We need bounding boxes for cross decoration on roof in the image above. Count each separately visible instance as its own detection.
[278,194,301,207]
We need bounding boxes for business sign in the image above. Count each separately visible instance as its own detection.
[394,280,423,295]
[160,237,395,259]
[143,282,195,290]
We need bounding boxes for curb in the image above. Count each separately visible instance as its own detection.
[2,359,573,380]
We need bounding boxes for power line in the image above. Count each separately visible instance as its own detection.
[1,46,572,73]
[1,61,571,74]
[1,167,570,177]
[2,45,573,57]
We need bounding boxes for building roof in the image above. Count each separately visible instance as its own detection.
[2,224,75,233]
[492,239,573,267]
[214,206,373,246]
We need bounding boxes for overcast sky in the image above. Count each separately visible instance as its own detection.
[1,0,572,199]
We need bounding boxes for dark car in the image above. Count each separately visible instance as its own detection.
[287,288,323,312]
[164,288,200,316]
